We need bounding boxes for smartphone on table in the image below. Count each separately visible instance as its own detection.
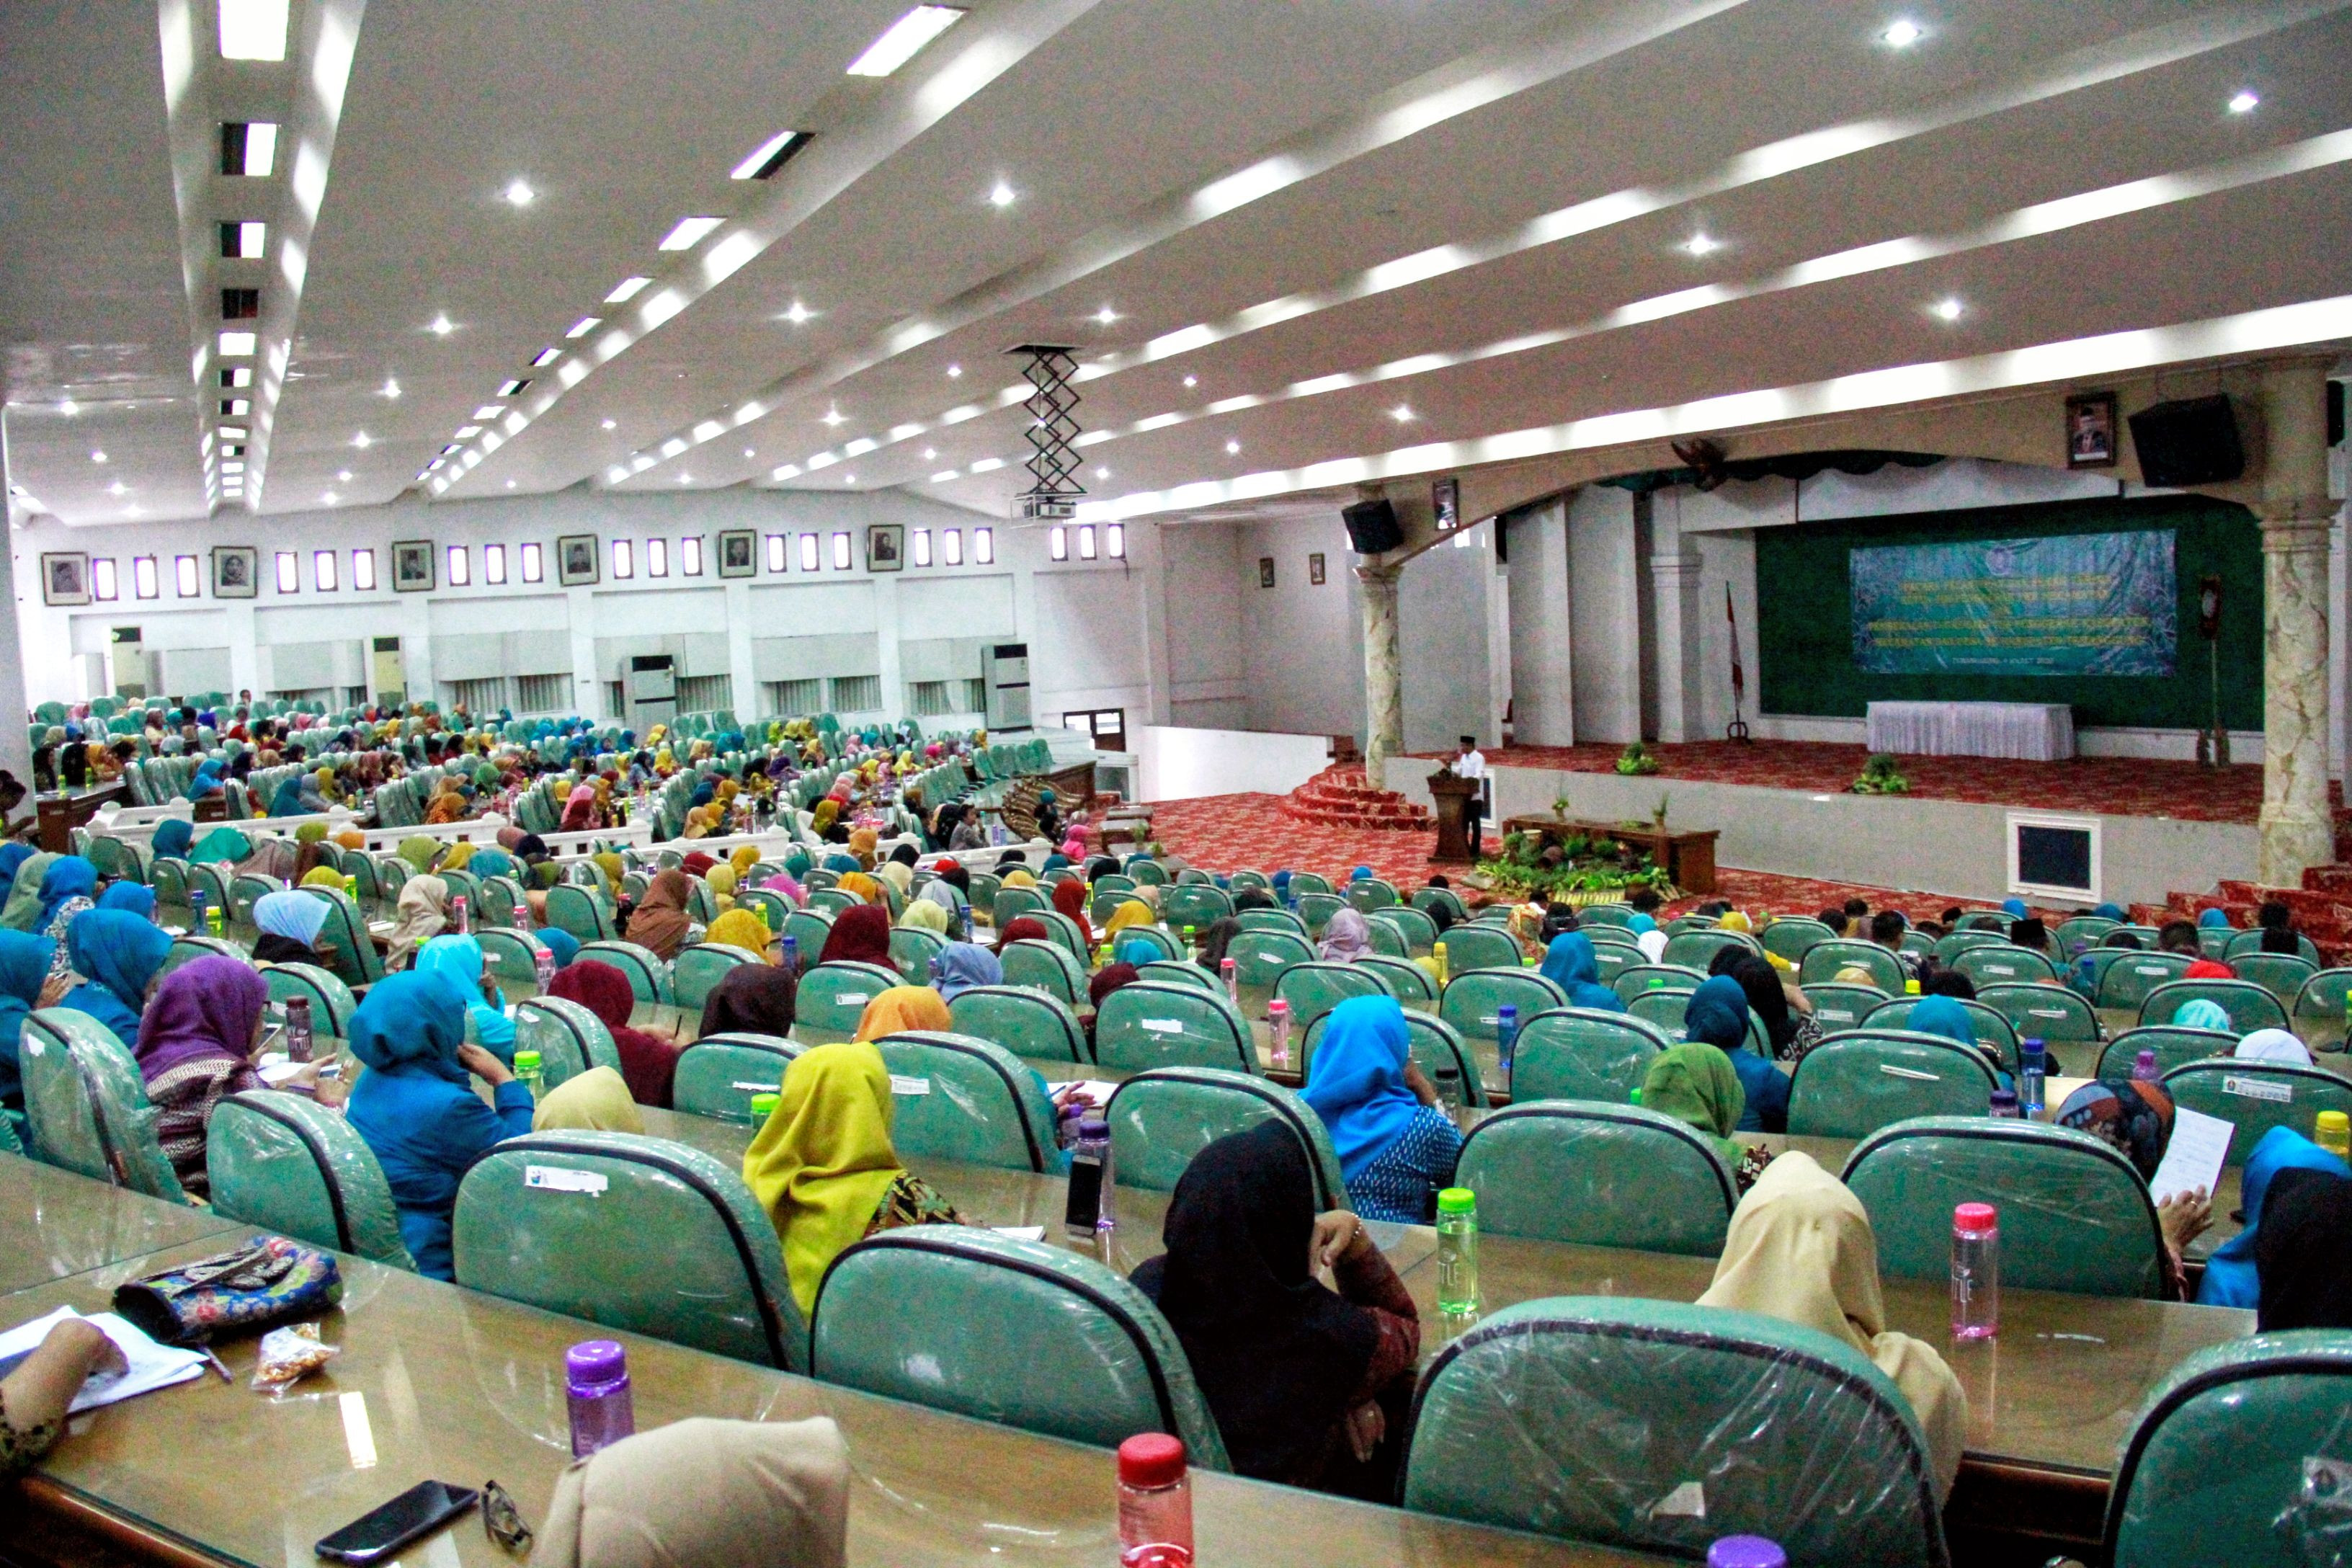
[315,1479,479,1563]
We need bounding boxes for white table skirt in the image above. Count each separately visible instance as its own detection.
[1864,701,2075,761]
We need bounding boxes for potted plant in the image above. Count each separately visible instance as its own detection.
[1850,754,1910,795]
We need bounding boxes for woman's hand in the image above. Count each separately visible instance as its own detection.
[458,1042,515,1086]
[1402,1060,1440,1108]
[2158,1187,2213,1254]
[1782,980,1812,1015]
[35,972,74,1010]
[1310,1208,1373,1273]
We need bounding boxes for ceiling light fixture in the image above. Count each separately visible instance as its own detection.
[821,407,846,427]
[455,425,481,437]
[565,316,601,339]
[657,216,723,251]
[428,314,454,336]
[473,405,504,419]
[601,418,617,430]
[351,432,372,447]
[1932,296,1965,321]
[107,481,128,496]
[605,277,651,303]
[321,491,338,504]
[678,473,691,484]
[1225,440,1242,455]
[337,470,352,482]
[780,300,814,324]
[1390,405,1415,422]
[1182,376,1197,388]
[218,330,256,357]
[505,480,516,489]
[218,0,290,61]
[946,363,963,378]
[843,475,855,486]
[988,180,1017,209]
[1095,466,1110,480]
[846,5,966,77]
[2230,89,2261,114]
[922,447,937,460]
[731,129,814,181]
[530,347,561,367]
[89,450,107,464]
[58,399,79,416]
[1881,19,1923,47]
[503,178,535,207]
[379,376,401,398]
[744,447,756,458]
[1684,233,1722,255]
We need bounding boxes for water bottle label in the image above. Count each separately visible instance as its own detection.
[525,1165,609,1195]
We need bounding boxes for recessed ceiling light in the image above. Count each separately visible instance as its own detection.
[455,425,481,437]
[1094,466,1110,480]
[89,450,107,464]
[379,376,401,398]
[678,473,692,484]
[657,215,723,251]
[565,316,601,339]
[1225,440,1241,455]
[847,5,966,77]
[1684,233,1722,255]
[351,431,373,447]
[601,418,618,430]
[821,407,846,427]
[503,178,535,207]
[218,330,257,357]
[1390,406,1415,422]
[731,129,814,181]
[530,347,561,368]
[605,277,651,303]
[473,405,504,419]
[1094,307,1120,325]
[220,426,248,440]
[337,470,352,482]
[843,475,855,486]
[428,314,454,336]
[218,0,289,61]
[2229,89,2261,114]
[58,398,79,416]
[744,447,756,458]
[505,479,516,489]
[107,481,128,496]
[1932,296,1965,321]
[124,504,142,517]
[1881,19,1923,47]
[321,491,338,505]
[780,300,814,324]
[946,364,963,378]
[1182,375,1197,389]
[922,447,937,460]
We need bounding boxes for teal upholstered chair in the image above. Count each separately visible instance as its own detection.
[999,939,1086,1004]
[1103,1066,1343,1203]
[2224,928,2322,964]
[1294,892,1345,935]
[164,933,251,975]
[302,886,386,986]
[672,943,758,1014]
[1797,939,1905,992]
[1760,917,1835,963]
[1343,878,1399,914]
[1139,961,1218,992]
[794,961,901,1038]
[1095,981,1255,1074]
[887,925,946,985]
[1357,953,1438,1004]
[1439,970,1567,1046]
[1300,1009,1487,1109]
[545,883,619,943]
[1376,905,1438,953]
[514,997,624,1090]
[227,872,282,927]
[1226,927,1313,989]
[1507,1007,1672,1105]
[208,1091,413,1267]
[1933,930,2008,962]
[1950,945,2061,988]
[2233,953,2320,1008]
[18,1010,184,1200]
[1800,981,1886,1032]
[1164,882,1233,932]
[1433,923,1520,975]
[671,1034,803,1121]
[948,986,1088,1064]
[1612,963,1706,1004]
[1786,1030,1999,1138]
[2093,1025,2235,1080]
[871,1032,1061,1173]
[781,907,834,962]
[1973,984,2099,1066]
[1455,1102,1736,1255]
[1272,961,1384,1032]
[260,962,358,1041]
[1862,995,2021,1071]
[2096,952,2193,1010]
[576,940,673,1006]
[476,929,547,992]
[1233,907,1309,939]
[453,1131,803,1369]
[2140,979,2288,1033]
[2291,967,2352,1039]
[1660,929,1758,972]
[2162,1059,2352,1165]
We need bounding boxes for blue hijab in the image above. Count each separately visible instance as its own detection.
[184,760,226,800]
[0,932,54,1103]
[347,970,472,1084]
[0,845,34,906]
[2200,1126,2352,1309]
[1539,932,1623,1012]
[37,857,97,930]
[413,935,516,1058]
[1302,994,1420,1182]
[63,909,173,1038]
[97,882,158,920]
[150,820,194,860]
[268,775,308,816]
[1115,938,1159,970]
[539,928,580,970]
[2196,908,2230,929]
[930,942,1002,1002]
[1907,995,1976,1046]
[1683,976,1750,1051]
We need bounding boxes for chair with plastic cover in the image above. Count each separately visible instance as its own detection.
[810,1226,1230,1467]
[1402,1297,1946,1565]
[1933,930,2008,963]
[1300,1010,1488,1110]
[1412,885,1469,922]
[1095,981,1255,1074]
[1611,963,1706,1004]
[1973,984,2099,1069]
[1798,940,1906,992]
[793,960,901,1039]
[164,933,251,975]
[2224,928,2322,965]
[671,1034,803,1121]
[476,928,545,992]
[2231,952,2320,1009]
[1786,1031,1999,1138]
[870,1031,1061,1173]
[782,907,834,961]
[1294,892,1345,935]
[1863,996,2021,1071]
[544,883,618,945]
[1357,953,1437,1005]
[261,962,357,1041]
[1103,1066,1343,1203]
[1801,981,1887,1033]
[2163,1059,2352,1165]
[2139,978,2288,1033]
[1760,918,1835,964]
[999,939,1085,1004]
[948,985,1088,1065]
[576,940,674,1007]
[2104,1332,2352,1568]
[673,943,758,1014]
[301,886,386,986]
[1842,1118,2167,1298]
[514,997,623,1091]
[1457,1102,1736,1255]
[1950,945,2061,989]
[1234,906,1309,937]
[2097,952,2193,1011]
[1377,905,1438,953]
[208,1091,414,1268]
[453,1131,804,1370]
[1661,930,1758,971]
[2093,1025,2236,1080]
[1226,927,1313,989]
[1272,961,1385,1033]
[1163,882,1234,932]
[1139,961,1217,992]
[1440,970,1569,1047]
[1433,923,1520,975]
[18,1010,184,1200]
[886,925,946,986]
[1508,1007,1673,1105]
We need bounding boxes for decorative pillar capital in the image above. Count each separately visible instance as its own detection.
[1353,560,1403,589]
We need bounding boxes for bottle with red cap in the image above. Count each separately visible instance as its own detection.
[1951,1202,2000,1340]
[1117,1433,1193,1567]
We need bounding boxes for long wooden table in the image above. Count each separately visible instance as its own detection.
[0,1156,244,1296]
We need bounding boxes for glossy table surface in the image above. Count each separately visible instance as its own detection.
[0,1156,244,1296]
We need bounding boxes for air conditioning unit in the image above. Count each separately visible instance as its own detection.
[980,642,1030,731]
[625,654,677,733]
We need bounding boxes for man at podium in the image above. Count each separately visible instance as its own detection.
[1444,735,1487,858]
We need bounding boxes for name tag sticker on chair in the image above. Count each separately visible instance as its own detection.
[1821,1010,1854,1023]
[1141,1018,1184,1035]
[1649,1481,1706,1519]
[525,1165,608,1195]
[2135,965,2169,976]
[731,1081,778,1094]
[890,1075,932,1096]
[1879,1064,1941,1082]
[1984,963,2017,976]
[2028,1007,2068,1019]
[837,993,870,1007]
[2222,1075,2293,1103]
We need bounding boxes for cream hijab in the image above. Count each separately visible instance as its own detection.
[531,1066,644,1134]
[1695,1152,1966,1502]
[535,1416,849,1568]
[386,874,449,971]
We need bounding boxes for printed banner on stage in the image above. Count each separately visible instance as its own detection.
[1850,530,2176,677]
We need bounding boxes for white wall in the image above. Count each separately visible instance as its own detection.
[1567,485,1643,744]
[1235,512,1362,739]
[1160,525,1246,729]
[1135,725,1329,801]
[1505,499,1574,746]
[1399,524,1501,752]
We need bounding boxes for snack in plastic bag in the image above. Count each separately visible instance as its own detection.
[250,1322,339,1395]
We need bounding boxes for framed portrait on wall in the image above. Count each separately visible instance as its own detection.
[865,523,904,573]
[557,533,600,587]
[2066,392,2118,469]
[1258,556,1276,588]
[390,540,435,592]
[1309,552,1327,586]
[716,529,757,579]
[211,545,258,600]
[39,553,90,606]
[1432,475,1461,533]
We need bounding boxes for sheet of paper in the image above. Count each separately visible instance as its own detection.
[2149,1105,2232,1207]
[992,1226,1046,1242]
[0,1306,210,1413]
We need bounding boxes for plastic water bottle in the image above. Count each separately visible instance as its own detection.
[2132,1048,2160,1084]
[780,934,798,976]
[451,894,470,935]
[1951,1202,2000,1340]
[1220,956,1238,1006]
[1989,1087,2019,1118]
[514,1048,543,1101]
[1433,1062,1465,1128]
[206,903,224,937]
[1495,1004,1518,1077]
[2317,1110,2351,1160]
[1097,944,1114,971]
[1268,999,1292,1070]
[1070,1116,1115,1244]
[189,888,208,932]
[285,997,313,1065]
[533,941,556,992]
[342,873,358,901]
[2018,1038,2046,1117]
[513,891,533,934]
[1435,1187,1479,1315]
[1115,1433,1193,1568]
[1707,1538,1786,1568]
[1432,940,1448,986]
[750,1091,780,1124]
[565,1340,636,1458]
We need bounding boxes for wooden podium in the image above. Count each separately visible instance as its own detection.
[1427,771,1480,862]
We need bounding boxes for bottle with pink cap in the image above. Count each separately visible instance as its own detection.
[1950,1202,2000,1340]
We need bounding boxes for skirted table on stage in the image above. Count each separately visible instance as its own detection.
[1865,700,2075,760]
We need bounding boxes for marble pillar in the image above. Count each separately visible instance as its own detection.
[1358,560,1404,790]
[2257,359,2338,885]
[1649,547,1705,743]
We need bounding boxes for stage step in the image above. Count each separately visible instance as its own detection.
[2153,874,2352,967]
[1279,765,1435,832]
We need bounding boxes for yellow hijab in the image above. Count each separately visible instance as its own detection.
[442,840,476,870]
[729,845,760,878]
[1696,1153,1967,1502]
[837,872,883,905]
[1716,909,1752,932]
[706,863,739,894]
[743,1041,905,1314]
[1002,868,1037,889]
[1104,899,1155,937]
[592,852,625,893]
[532,1066,645,1134]
[896,899,949,936]
[852,985,950,1043]
[301,865,345,889]
[704,909,775,959]
[334,829,365,850]
[876,860,914,897]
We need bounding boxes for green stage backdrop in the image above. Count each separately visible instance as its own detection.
[1756,494,2262,730]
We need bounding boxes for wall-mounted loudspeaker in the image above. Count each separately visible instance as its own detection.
[2126,394,2245,488]
[1341,498,1404,554]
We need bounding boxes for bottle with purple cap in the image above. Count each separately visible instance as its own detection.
[565,1340,635,1458]
[1707,1537,1785,1568]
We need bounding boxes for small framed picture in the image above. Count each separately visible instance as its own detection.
[558,534,600,587]
[2066,392,2118,469]
[865,522,904,573]
[212,545,258,599]
[717,529,757,579]
[1433,475,1461,533]
[390,540,435,593]
[1258,556,1276,589]
[1309,552,1327,586]
[40,553,90,606]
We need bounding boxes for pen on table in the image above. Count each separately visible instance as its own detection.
[204,1348,232,1382]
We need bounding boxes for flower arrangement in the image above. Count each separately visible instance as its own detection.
[1850,754,1910,795]
[1614,741,1660,776]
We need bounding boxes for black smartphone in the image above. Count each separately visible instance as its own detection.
[1064,1157,1103,1237]
[315,1480,479,1564]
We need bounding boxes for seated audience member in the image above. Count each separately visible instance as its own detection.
[535,1417,850,1568]
[1626,887,1662,919]
[1318,907,1376,963]
[532,1065,646,1135]
[1050,876,1094,945]
[1817,906,1849,936]
[1683,975,1786,1133]
[1231,888,1275,914]
[2009,917,2051,955]
[1938,906,1964,928]
[1,1316,129,1479]
[2156,920,2201,958]
[2260,925,2304,955]
[2236,1028,2314,1065]
[414,934,518,1061]
[2258,898,2294,935]
[249,890,332,966]
[625,870,697,963]
[1131,1123,1419,1497]
[1869,910,1917,976]
[345,971,533,1280]
[60,909,172,1044]
[2201,1126,2352,1309]
[2054,1079,2210,1296]
[0,932,54,1113]
[1920,967,1977,1001]
[700,963,798,1040]
[2255,1167,2352,1331]
[704,908,776,960]
[1731,953,1817,1061]
[1302,995,1461,1224]
[929,943,1000,1003]
[134,956,295,1195]
[1083,959,1142,1052]
[96,881,156,922]
[852,984,950,1041]
[816,903,891,970]
[385,874,450,970]
[2183,956,2237,980]
[1696,1153,1966,1502]
[742,1040,964,1315]
[1642,1042,1775,1192]
[1195,915,1240,974]
[1842,896,1870,926]
[1538,932,1625,1012]
[2170,997,2232,1035]
[2108,931,2144,950]
[548,960,681,1107]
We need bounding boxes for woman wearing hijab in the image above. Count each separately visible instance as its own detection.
[547,960,682,1108]
[1905,994,2012,1090]
[848,827,881,870]
[819,904,894,968]
[1318,908,1376,964]
[897,898,950,941]
[1131,1123,1419,1495]
[2171,997,2235,1036]
[146,821,194,863]
[251,889,332,966]
[625,870,696,963]
[0,932,54,1112]
[742,1040,964,1314]
[2199,1126,2352,1309]
[2254,1168,2352,1330]
[94,882,156,922]
[53,909,170,1046]
[929,943,1000,1003]
[877,848,917,901]
[534,1416,850,1568]
[1303,995,1460,1224]
[414,935,518,1061]
[1101,899,1156,945]
[2052,1078,2209,1296]
[837,871,884,907]
[913,879,968,942]
[1640,1042,1776,1193]
[851,985,952,1042]
[2235,1028,2315,1065]
[33,857,97,948]
[344,972,533,1280]
[133,958,278,1195]
[385,874,450,971]
[1696,1153,1967,1501]
[699,965,798,1041]
[1050,876,1094,945]
[1683,974,1786,1133]
[532,1066,646,1136]
[1726,954,1818,1061]
[1536,933,1625,1012]
[704,909,775,961]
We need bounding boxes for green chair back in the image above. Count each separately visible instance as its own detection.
[1433,923,1520,975]
[514,997,623,1090]
[1439,970,1568,1045]
[1272,961,1384,1032]
[1106,925,1181,963]
[808,888,861,919]
[2232,952,2319,1007]
[1798,940,1906,992]
[576,940,674,1006]
[1103,1066,1343,1203]
[736,888,793,933]
[873,1032,1060,1172]
[2162,1060,2352,1166]
[302,886,386,985]
[165,933,251,975]
[1786,1030,1999,1138]
[1403,1298,1945,1565]
[1291,892,1344,935]
[2224,927,2322,963]
[1612,963,1706,1004]
[2054,915,2120,953]
[671,1034,803,1121]
[453,1131,803,1370]
[1974,982,2101,1064]
[1861,995,2021,1070]
[1956,910,2013,932]
[1411,885,1469,921]
[476,929,546,990]
[1343,878,1399,913]
[1095,981,1255,1074]
[1457,1102,1735,1254]
[1357,952,1437,1004]
[999,939,1085,1004]
[1760,917,1835,963]
[2093,1025,2235,1079]
[208,1092,412,1267]
[545,883,618,943]
[1138,961,1218,991]
[150,858,188,906]
[261,963,358,1040]
[673,943,758,1013]
[1842,1118,2166,1297]
[1226,927,1313,989]
[1234,906,1309,937]
[1126,860,1167,886]
[18,1010,185,1200]
[1376,905,1438,953]
[794,961,903,1038]
[1950,945,2060,988]
[948,986,1087,1064]
[1660,930,1758,971]
[886,925,946,986]
[1031,909,1090,961]
[2097,951,2193,1010]
[1801,981,1888,1033]
[1509,1007,1672,1105]
[1163,883,1233,932]
[2139,979,2288,1033]
[1933,930,2008,962]
[992,886,1046,927]
[2292,966,2352,1030]
[782,907,835,961]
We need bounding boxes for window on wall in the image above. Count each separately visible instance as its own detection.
[1077,525,1097,560]
[514,672,568,712]
[910,528,932,567]
[611,539,633,579]
[275,552,299,592]
[176,555,200,597]
[675,673,731,712]
[443,676,507,713]
[92,560,119,601]
[830,532,851,571]
[1049,527,1068,561]
[646,538,668,578]
[484,543,507,585]
[520,542,543,583]
[1106,523,1125,559]
[942,528,963,566]
[313,550,337,591]
[764,677,822,716]
[445,545,470,587]
[974,526,993,564]
[907,680,956,717]
[133,557,158,599]
[828,674,881,712]
[680,536,703,576]
[798,533,819,572]
[963,677,987,712]
[767,533,787,573]
[352,549,376,591]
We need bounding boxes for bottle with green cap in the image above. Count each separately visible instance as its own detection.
[1435,1187,1479,1315]
[749,1091,780,1123]
[514,1048,543,1101]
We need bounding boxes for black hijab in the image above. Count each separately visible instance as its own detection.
[2257,1167,2352,1331]
[1130,1122,1379,1482]
[1729,956,1796,1054]
[1195,917,1240,971]
[697,964,798,1039]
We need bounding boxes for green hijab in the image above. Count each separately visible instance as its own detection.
[0,852,58,931]
[397,835,440,872]
[1640,1041,1748,1169]
[189,828,251,865]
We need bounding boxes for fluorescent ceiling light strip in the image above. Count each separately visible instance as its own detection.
[731,129,812,180]
[845,6,967,76]
[218,0,289,61]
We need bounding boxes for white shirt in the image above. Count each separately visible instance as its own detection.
[1450,749,1487,781]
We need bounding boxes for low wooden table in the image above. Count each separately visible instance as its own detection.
[1500,815,1720,895]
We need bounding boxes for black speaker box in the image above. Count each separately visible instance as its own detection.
[1341,498,1404,554]
[2127,394,2245,488]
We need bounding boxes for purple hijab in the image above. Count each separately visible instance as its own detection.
[134,956,270,1082]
